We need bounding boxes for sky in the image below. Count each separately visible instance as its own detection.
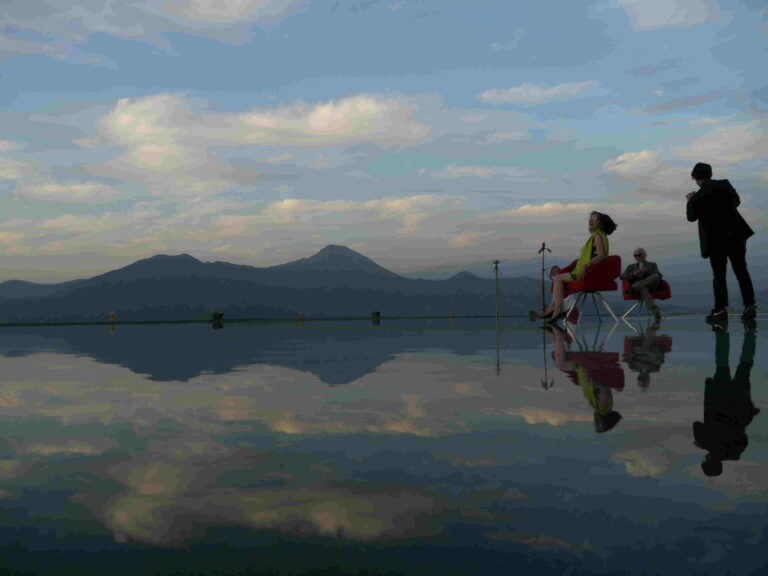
[0,0,766,282]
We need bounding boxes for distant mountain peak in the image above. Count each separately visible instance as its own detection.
[270,244,399,277]
[450,271,481,280]
[140,253,201,263]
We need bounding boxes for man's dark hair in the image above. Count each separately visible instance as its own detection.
[591,211,618,236]
[691,162,713,180]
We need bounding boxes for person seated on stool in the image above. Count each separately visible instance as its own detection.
[621,247,662,319]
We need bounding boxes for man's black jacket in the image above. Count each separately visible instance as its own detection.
[686,179,754,258]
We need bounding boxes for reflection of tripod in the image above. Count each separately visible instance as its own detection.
[693,328,760,477]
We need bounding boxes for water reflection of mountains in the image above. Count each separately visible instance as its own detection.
[0,321,538,384]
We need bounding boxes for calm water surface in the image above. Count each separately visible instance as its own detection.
[0,317,766,576]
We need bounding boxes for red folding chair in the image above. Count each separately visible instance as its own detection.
[551,255,622,324]
[621,279,672,320]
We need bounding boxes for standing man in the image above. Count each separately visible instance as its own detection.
[686,163,756,322]
[620,247,663,320]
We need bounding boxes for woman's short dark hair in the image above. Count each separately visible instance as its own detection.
[691,162,713,180]
[591,211,618,235]
[594,410,622,434]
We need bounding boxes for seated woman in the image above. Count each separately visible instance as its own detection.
[540,211,618,321]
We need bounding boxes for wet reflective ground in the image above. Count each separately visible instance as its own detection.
[0,317,766,576]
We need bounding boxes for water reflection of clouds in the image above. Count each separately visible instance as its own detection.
[0,320,766,559]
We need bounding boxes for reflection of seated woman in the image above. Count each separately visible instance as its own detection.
[548,326,624,433]
[540,211,618,322]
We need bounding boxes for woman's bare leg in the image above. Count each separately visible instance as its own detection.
[551,273,571,313]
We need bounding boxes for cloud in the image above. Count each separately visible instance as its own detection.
[224,94,431,146]
[476,82,597,106]
[618,0,718,31]
[506,202,596,216]
[98,94,202,174]
[214,194,457,236]
[450,233,484,248]
[0,139,22,153]
[602,151,663,177]
[505,408,592,426]
[628,58,682,76]
[162,0,306,24]
[643,90,731,114]
[674,121,768,164]
[690,115,736,126]
[613,449,669,478]
[25,440,112,456]
[0,158,35,180]
[431,164,544,182]
[260,152,295,163]
[0,0,309,63]
[16,181,121,203]
[90,92,430,195]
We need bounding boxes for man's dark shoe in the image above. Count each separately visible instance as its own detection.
[742,305,757,320]
[710,320,728,332]
[706,308,728,322]
[742,318,757,334]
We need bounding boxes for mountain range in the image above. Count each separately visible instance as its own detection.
[0,245,541,324]
[2,244,764,324]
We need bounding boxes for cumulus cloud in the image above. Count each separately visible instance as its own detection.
[613,449,669,478]
[214,194,457,236]
[162,0,306,24]
[431,164,544,182]
[602,150,663,177]
[16,181,121,203]
[506,202,596,216]
[91,92,430,195]
[0,0,309,63]
[0,158,35,180]
[618,0,718,31]
[0,140,22,153]
[222,94,431,146]
[476,81,597,106]
[98,94,203,174]
[450,233,485,248]
[674,121,768,164]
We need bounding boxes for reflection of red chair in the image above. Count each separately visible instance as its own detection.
[622,335,673,355]
[621,279,672,319]
[551,255,622,323]
[564,351,625,390]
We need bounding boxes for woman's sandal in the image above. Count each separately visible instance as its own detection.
[545,309,566,323]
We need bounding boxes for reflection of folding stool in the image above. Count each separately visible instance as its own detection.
[621,279,672,320]
[551,255,622,324]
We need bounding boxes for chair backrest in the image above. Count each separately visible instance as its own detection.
[568,254,622,294]
[622,278,672,301]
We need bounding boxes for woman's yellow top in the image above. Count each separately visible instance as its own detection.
[571,229,609,281]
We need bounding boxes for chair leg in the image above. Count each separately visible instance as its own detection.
[622,302,640,320]
[566,293,584,325]
[595,292,619,323]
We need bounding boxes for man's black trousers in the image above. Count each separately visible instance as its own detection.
[708,238,755,311]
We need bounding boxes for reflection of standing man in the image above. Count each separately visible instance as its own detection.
[693,323,760,477]
[621,247,662,319]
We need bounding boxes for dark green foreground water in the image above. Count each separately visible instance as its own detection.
[0,317,765,575]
